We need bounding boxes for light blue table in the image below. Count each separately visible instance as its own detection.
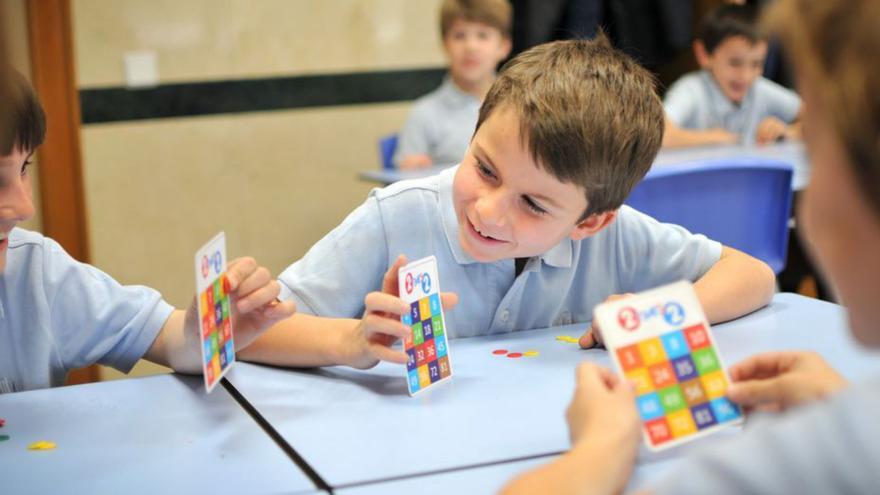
[0,374,319,495]
[226,293,880,488]
[359,142,809,189]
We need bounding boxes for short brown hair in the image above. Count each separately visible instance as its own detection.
[764,0,880,217]
[699,4,762,54]
[439,0,511,39]
[475,34,664,217]
[0,67,46,156]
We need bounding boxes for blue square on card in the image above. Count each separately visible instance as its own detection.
[428,360,440,382]
[671,355,699,382]
[661,331,689,359]
[435,337,447,358]
[408,369,420,393]
[410,302,421,323]
[203,339,213,363]
[636,393,664,421]
[691,403,716,429]
[224,341,235,366]
[422,319,434,340]
[429,294,441,316]
[402,312,412,326]
[406,348,416,371]
[710,397,741,423]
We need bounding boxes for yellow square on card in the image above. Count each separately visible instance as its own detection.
[200,291,209,316]
[700,371,728,399]
[419,298,431,320]
[625,368,654,395]
[212,355,221,378]
[418,365,431,387]
[667,409,697,438]
[637,338,667,366]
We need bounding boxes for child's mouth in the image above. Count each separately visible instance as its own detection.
[467,218,506,244]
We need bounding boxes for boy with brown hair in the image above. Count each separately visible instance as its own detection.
[505,0,880,492]
[245,35,774,371]
[663,4,802,147]
[392,0,511,169]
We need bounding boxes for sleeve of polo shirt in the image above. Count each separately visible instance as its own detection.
[41,236,175,373]
[613,207,722,293]
[277,195,390,318]
[663,77,700,128]
[761,79,802,123]
[393,102,435,167]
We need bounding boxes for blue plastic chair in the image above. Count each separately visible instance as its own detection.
[378,133,399,170]
[624,157,794,273]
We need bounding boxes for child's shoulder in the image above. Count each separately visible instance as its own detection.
[9,227,54,252]
[370,166,455,203]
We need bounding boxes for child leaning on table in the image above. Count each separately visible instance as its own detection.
[240,34,775,371]
[0,68,295,393]
[663,4,802,148]
[504,0,880,493]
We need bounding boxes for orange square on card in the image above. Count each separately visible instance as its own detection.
[617,344,643,371]
[648,361,677,388]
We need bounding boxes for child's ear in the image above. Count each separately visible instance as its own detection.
[693,40,710,68]
[500,37,513,60]
[570,210,618,241]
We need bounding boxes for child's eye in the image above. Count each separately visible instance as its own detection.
[523,196,547,215]
[476,160,496,179]
[21,159,32,176]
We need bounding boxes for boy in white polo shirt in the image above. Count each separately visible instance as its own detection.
[247,35,775,371]
[663,4,802,147]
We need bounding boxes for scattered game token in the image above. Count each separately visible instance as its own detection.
[523,350,540,357]
[506,352,523,358]
[27,440,56,451]
[555,335,579,344]
[0,435,9,442]
[492,349,508,355]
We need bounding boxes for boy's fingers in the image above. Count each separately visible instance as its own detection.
[260,299,297,320]
[440,292,459,310]
[381,255,408,296]
[365,291,409,316]
[225,257,258,290]
[579,329,597,349]
[730,353,789,381]
[233,266,274,300]
[235,282,281,314]
[363,313,410,341]
[370,344,408,365]
[727,378,786,407]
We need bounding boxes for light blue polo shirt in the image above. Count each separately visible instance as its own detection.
[0,228,174,393]
[651,378,880,493]
[392,76,481,168]
[278,167,722,338]
[664,70,801,145]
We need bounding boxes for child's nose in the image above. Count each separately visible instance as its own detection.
[0,181,36,224]
[475,192,508,227]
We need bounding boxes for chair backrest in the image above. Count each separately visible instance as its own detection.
[624,157,794,273]
[379,133,399,170]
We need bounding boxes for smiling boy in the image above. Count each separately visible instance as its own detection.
[244,36,775,370]
[663,4,802,147]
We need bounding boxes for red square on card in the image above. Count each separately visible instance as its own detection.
[202,313,214,337]
[617,344,643,371]
[415,344,427,367]
[645,417,673,446]
[684,324,710,350]
[648,361,677,388]
[423,340,437,361]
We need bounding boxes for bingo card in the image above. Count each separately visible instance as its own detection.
[399,256,453,395]
[594,281,743,450]
[195,232,235,392]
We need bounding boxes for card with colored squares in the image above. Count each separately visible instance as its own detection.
[194,232,235,393]
[594,281,742,451]
[398,256,453,395]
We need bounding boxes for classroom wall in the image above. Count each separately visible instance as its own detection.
[2,0,43,233]
[67,0,446,379]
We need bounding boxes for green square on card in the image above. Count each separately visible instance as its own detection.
[432,315,444,336]
[412,322,424,345]
[693,347,720,375]
[658,385,687,413]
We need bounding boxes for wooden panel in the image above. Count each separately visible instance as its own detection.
[26,0,98,385]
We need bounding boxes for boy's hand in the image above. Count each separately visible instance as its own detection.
[399,154,433,170]
[727,351,848,412]
[184,257,296,352]
[566,363,640,448]
[705,128,740,145]
[755,116,788,144]
[347,255,459,370]
[579,293,634,349]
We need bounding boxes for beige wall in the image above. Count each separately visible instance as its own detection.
[70,0,445,380]
[2,0,43,232]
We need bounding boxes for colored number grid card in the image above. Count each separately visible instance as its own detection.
[398,256,453,395]
[594,281,742,451]
[195,232,235,393]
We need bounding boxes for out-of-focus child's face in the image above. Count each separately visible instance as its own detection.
[700,36,767,104]
[798,81,880,347]
[443,19,511,86]
[452,106,600,263]
[0,147,36,272]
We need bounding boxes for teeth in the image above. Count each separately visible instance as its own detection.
[473,225,493,239]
